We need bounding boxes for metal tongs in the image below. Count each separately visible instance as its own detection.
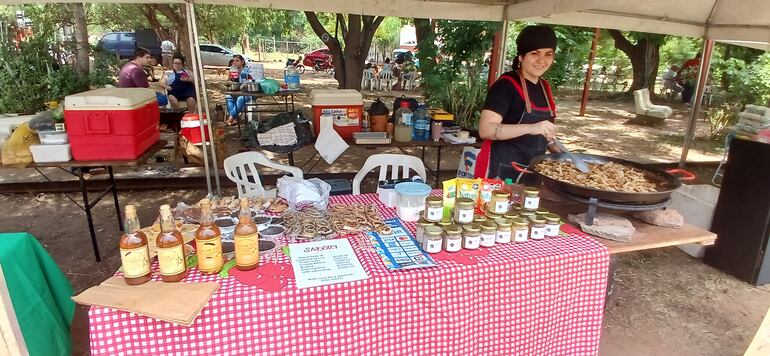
[552,138,590,173]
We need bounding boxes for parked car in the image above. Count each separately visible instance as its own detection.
[303,48,332,67]
[97,29,162,62]
[199,44,251,66]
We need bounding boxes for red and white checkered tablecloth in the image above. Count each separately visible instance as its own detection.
[89,192,609,356]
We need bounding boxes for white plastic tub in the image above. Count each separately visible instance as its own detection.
[37,130,69,145]
[670,184,720,258]
[29,143,72,163]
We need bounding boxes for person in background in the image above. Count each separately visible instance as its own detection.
[677,52,702,104]
[225,54,250,126]
[161,37,175,69]
[662,64,682,99]
[160,54,196,113]
[118,47,152,88]
[382,58,392,73]
[475,25,561,181]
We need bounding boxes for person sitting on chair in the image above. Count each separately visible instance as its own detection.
[160,54,197,113]
[225,54,250,126]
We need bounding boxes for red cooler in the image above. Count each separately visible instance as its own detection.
[311,89,363,139]
[64,88,160,161]
[180,113,210,144]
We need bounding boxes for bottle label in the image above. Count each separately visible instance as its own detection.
[531,226,546,240]
[120,246,150,278]
[496,230,512,244]
[425,206,443,221]
[444,237,462,252]
[464,235,480,249]
[456,208,473,223]
[494,201,509,214]
[480,232,496,247]
[524,196,540,210]
[235,233,260,267]
[514,228,528,243]
[545,223,561,237]
[196,237,224,273]
[157,245,186,276]
[402,113,413,126]
[425,239,442,253]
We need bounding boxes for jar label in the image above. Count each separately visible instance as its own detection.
[494,201,509,214]
[545,223,561,237]
[425,239,442,253]
[426,206,443,221]
[514,229,528,243]
[196,237,224,273]
[531,226,546,240]
[445,238,462,252]
[120,246,150,278]
[157,245,186,276]
[235,233,260,267]
[480,233,496,247]
[524,196,540,210]
[457,208,474,223]
[464,235,480,249]
[496,231,512,244]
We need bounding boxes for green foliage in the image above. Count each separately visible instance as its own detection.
[546,26,594,89]
[373,17,401,52]
[706,103,741,139]
[417,20,499,129]
[0,35,112,113]
[658,36,700,70]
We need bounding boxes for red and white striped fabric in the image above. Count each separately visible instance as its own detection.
[89,192,609,356]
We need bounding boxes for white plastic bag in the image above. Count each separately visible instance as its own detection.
[277,176,332,210]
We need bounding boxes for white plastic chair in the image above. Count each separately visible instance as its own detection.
[352,154,427,195]
[403,72,417,90]
[379,71,394,91]
[633,88,672,119]
[361,69,376,90]
[223,151,303,198]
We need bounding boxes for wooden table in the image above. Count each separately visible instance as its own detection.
[542,193,717,254]
[28,140,166,261]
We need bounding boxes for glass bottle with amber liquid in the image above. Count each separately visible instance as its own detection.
[119,205,151,285]
[156,204,187,282]
[195,199,223,274]
[234,198,259,271]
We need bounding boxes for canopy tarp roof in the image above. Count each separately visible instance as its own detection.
[3,0,769,47]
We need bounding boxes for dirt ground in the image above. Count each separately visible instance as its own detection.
[1,63,760,355]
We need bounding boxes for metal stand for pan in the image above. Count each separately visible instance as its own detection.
[550,187,671,226]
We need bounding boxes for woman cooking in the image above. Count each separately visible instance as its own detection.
[475,25,561,181]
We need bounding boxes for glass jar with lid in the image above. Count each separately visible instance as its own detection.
[535,208,550,217]
[462,224,481,249]
[423,225,444,253]
[454,198,475,224]
[443,224,463,252]
[503,212,520,220]
[479,221,497,247]
[486,212,501,220]
[416,219,435,245]
[530,216,547,240]
[512,218,530,243]
[494,218,512,244]
[522,187,540,211]
[489,190,510,215]
[473,214,488,225]
[424,196,444,222]
[520,210,536,221]
[542,213,562,238]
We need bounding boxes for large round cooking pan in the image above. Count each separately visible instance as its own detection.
[512,153,695,205]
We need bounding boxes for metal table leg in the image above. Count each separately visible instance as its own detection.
[288,151,295,166]
[435,146,442,188]
[77,168,102,262]
[109,166,123,231]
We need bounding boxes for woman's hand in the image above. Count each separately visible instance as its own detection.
[529,120,556,142]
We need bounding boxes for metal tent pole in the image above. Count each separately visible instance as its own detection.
[679,39,715,168]
[188,2,222,196]
[185,1,212,196]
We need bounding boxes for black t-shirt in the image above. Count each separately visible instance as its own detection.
[482,71,551,123]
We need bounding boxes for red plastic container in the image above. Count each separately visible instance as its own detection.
[311,89,363,139]
[64,88,160,161]
[180,113,210,144]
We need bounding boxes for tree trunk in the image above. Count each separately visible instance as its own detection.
[607,30,661,93]
[305,12,383,90]
[241,32,250,53]
[71,3,89,76]
[141,4,190,60]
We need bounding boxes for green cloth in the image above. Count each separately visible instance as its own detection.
[0,233,74,356]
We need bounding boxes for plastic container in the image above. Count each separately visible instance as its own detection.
[180,113,210,144]
[311,89,363,139]
[394,102,413,127]
[29,143,72,163]
[64,88,159,161]
[37,130,69,145]
[284,67,300,89]
[394,182,431,222]
[412,105,430,141]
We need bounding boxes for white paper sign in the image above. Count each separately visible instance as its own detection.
[314,115,349,164]
[288,239,369,289]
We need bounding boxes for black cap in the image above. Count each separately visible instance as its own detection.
[516,26,557,56]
